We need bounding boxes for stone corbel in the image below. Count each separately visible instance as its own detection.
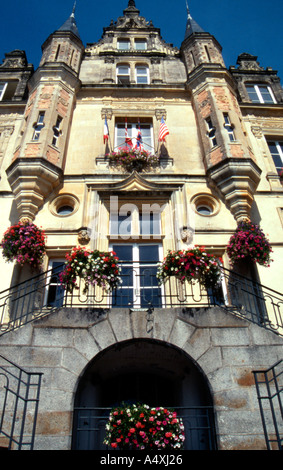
[101,108,113,120]
[155,109,167,121]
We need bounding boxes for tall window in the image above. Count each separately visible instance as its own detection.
[267,140,283,174]
[223,113,235,141]
[0,83,7,101]
[111,243,163,308]
[45,260,65,307]
[52,116,62,146]
[116,64,130,84]
[135,65,149,84]
[206,118,217,147]
[32,112,45,141]
[115,120,153,152]
[246,84,276,104]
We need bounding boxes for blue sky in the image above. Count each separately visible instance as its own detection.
[1,0,282,82]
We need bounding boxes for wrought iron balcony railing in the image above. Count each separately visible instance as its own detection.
[0,262,282,337]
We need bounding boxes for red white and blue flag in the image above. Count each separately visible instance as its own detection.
[158,116,169,142]
[135,121,143,149]
[103,116,109,143]
[125,118,133,147]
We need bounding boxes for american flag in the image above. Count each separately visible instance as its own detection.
[103,116,109,143]
[125,118,133,147]
[158,116,169,142]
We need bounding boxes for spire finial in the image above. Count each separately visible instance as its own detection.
[72,1,76,17]
[186,1,192,19]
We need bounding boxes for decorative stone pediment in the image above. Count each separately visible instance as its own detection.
[89,171,180,195]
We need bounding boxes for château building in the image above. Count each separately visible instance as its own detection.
[0,1,282,451]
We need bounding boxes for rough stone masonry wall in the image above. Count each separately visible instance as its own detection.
[0,306,282,450]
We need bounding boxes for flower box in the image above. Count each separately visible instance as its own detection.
[107,147,159,172]
[0,222,46,269]
[59,246,121,292]
[104,403,185,450]
[227,220,273,267]
[157,247,222,289]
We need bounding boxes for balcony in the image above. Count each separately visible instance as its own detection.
[0,261,282,337]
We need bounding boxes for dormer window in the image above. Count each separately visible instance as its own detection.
[134,39,147,51]
[118,39,130,51]
[116,64,130,84]
[246,84,276,104]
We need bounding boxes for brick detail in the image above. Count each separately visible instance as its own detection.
[213,86,231,111]
[230,143,244,158]
[46,146,60,165]
[25,143,41,158]
[56,89,70,117]
[210,146,223,165]
[38,86,54,109]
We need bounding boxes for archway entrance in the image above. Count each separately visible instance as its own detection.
[72,339,217,450]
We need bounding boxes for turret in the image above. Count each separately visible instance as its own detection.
[181,3,261,221]
[6,4,84,222]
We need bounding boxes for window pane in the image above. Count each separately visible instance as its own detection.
[246,86,261,103]
[112,245,133,262]
[139,245,159,262]
[135,40,147,50]
[139,213,160,234]
[258,86,274,103]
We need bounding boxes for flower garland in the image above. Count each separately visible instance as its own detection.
[104,403,185,450]
[0,222,46,269]
[108,147,159,172]
[59,246,121,292]
[227,220,273,267]
[157,247,222,289]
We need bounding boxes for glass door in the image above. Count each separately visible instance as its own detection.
[111,244,162,308]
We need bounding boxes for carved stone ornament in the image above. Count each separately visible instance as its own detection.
[78,229,91,245]
[181,227,194,244]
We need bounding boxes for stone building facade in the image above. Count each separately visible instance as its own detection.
[0,1,282,451]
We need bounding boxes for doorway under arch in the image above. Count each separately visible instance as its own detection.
[71,339,217,450]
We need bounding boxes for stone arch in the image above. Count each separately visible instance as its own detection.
[71,337,217,450]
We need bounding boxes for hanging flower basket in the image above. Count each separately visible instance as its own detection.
[227,220,273,267]
[157,247,222,289]
[59,246,121,293]
[0,222,46,269]
[107,147,159,172]
[104,403,185,450]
